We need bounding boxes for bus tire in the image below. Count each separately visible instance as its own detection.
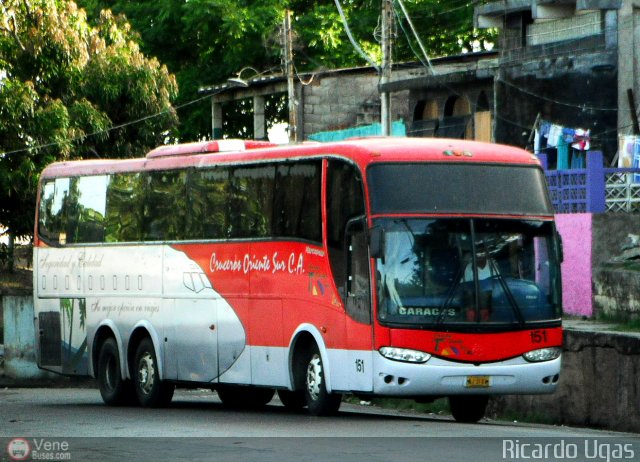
[217,385,274,408]
[303,344,341,416]
[97,338,136,406]
[449,395,489,423]
[133,338,175,408]
[277,389,307,411]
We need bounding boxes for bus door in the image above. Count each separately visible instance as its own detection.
[326,157,373,391]
[344,217,374,391]
[36,247,87,376]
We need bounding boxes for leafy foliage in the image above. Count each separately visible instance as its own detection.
[76,0,495,140]
[0,0,178,240]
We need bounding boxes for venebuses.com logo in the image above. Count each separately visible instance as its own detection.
[6,439,30,461]
[6,438,71,461]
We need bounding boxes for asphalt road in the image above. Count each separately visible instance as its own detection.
[1,387,638,461]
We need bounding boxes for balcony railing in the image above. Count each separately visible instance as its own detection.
[539,151,640,214]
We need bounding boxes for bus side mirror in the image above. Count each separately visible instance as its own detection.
[369,226,385,262]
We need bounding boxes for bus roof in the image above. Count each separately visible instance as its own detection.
[40,137,541,179]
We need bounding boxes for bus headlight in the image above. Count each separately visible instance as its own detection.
[523,347,562,362]
[379,347,431,363]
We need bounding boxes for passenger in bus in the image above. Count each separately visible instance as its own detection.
[461,251,496,322]
[462,252,494,282]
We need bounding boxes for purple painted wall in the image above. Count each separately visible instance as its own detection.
[556,213,593,317]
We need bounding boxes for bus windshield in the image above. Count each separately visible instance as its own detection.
[375,218,561,329]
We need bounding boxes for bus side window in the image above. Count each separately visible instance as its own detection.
[144,170,187,241]
[273,161,322,242]
[230,165,276,239]
[187,168,230,240]
[105,173,144,243]
[38,181,57,244]
[39,178,71,246]
[326,159,365,303]
[69,175,107,244]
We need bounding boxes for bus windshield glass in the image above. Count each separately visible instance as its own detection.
[375,218,561,328]
[368,163,553,216]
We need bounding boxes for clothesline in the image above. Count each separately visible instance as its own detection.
[534,119,591,170]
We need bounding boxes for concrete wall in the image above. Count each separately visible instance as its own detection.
[301,69,411,139]
[592,213,640,268]
[556,212,640,319]
[2,295,55,379]
[592,213,640,319]
[491,329,640,433]
[594,268,640,319]
[556,213,593,317]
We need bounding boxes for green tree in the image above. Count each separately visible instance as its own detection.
[76,0,495,140]
[0,0,178,257]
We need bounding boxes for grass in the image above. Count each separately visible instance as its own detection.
[602,261,640,272]
[595,312,640,333]
[606,318,640,333]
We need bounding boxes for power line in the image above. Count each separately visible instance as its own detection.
[408,0,482,19]
[0,92,216,159]
[333,0,380,71]
[394,7,431,69]
[393,0,435,74]
[496,77,618,112]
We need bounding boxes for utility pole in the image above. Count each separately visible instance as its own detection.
[380,0,393,136]
[283,10,296,142]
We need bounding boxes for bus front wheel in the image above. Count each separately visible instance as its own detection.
[133,338,175,408]
[449,395,489,423]
[97,337,135,406]
[303,345,341,416]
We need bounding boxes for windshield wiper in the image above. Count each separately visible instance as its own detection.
[436,263,465,325]
[488,259,525,326]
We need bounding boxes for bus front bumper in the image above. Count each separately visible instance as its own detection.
[372,354,561,396]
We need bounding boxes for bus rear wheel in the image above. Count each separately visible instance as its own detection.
[448,395,489,423]
[97,338,136,406]
[133,338,174,408]
[303,345,341,416]
[217,385,274,408]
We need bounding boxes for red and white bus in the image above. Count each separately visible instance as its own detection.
[34,137,562,422]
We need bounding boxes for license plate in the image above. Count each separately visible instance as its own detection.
[465,375,490,388]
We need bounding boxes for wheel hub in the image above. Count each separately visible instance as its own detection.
[306,354,322,401]
[138,352,155,395]
[105,356,117,391]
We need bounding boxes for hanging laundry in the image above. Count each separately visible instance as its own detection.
[547,124,563,147]
[539,121,551,139]
[571,128,591,150]
[562,128,576,143]
[557,136,570,170]
[570,149,585,169]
